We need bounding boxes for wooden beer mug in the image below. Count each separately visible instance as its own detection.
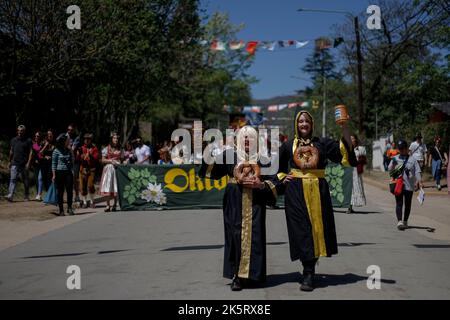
[335,104,350,125]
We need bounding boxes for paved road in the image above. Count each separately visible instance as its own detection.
[0,184,449,299]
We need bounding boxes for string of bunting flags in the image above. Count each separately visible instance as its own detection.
[199,37,345,55]
[223,100,320,114]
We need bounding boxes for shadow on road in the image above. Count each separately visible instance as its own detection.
[334,209,383,214]
[259,272,396,289]
[161,242,287,251]
[407,226,436,232]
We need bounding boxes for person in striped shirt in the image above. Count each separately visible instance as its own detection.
[52,134,75,216]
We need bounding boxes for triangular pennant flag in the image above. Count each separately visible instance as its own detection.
[333,37,344,48]
[262,41,276,51]
[300,101,310,107]
[199,40,208,46]
[243,106,252,113]
[211,40,226,51]
[229,40,245,50]
[315,37,332,50]
[251,106,261,113]
[295,40,309,49]
[246,41,259,56]
[278,41,285,48]
[268,105,278,112]
[288,103,298,108]
[312,100,320,109]
[278,104,288,110]
[284,40,295,47]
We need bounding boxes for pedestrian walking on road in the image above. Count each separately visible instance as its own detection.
[275,110,357,291]
[31,131,44,201]
[6,125,33,202]
[428,136,448,191]
[348,135,367,213]
[389,140,423,231]
[52,134,75,216]
[199,126,278,292]
[409,133,427,171]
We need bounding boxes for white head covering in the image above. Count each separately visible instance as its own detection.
[236,126,259,164]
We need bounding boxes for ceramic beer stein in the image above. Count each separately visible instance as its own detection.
[335,105,350,125]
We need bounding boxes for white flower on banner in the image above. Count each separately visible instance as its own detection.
[141,183,167,205]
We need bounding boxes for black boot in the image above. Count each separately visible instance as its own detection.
[231,276,242,291]
[300,272,314,292]
[67,207,75,216]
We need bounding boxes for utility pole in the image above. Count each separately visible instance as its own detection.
[354,16,364,137]
[298,8,365,137]
[321,50,327,138]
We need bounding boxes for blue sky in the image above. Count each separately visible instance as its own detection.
[202,0,375,100]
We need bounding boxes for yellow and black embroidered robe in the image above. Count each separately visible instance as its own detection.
[277,137,356,262]
[199,151,277,282]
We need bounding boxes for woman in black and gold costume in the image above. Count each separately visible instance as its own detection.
[276,110,357,291]
[199,126,278,291]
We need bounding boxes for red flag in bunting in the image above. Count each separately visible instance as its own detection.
[246,41,259,56]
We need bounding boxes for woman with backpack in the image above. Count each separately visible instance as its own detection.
[388,140,423,230]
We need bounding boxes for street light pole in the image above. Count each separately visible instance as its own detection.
[298,8,365,137]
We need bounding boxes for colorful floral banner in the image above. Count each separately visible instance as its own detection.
[116,164,353,211]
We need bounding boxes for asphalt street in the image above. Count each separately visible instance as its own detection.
[0,184,449,299]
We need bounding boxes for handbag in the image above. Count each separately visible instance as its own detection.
[43,182,58,206]
[393,176,404,196]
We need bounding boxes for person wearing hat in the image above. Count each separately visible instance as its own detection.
[427,136,448,191]
[409,133,427,171]
[77,133,99,208]
[275,109,357,291]
[389,139,423,230]
[52,133,75,215]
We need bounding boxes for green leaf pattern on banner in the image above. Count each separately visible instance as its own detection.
[325,165,346,205]
[124,168,162,205]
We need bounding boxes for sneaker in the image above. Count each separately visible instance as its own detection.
[24,196,30,202]
[5,195,13,202]
[437,185,442,191]
[35,195,42,201]
[67,208,75,216]
[397,221,406,231]
[403,221,408,229]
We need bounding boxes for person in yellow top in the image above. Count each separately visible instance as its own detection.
[386,142,400,159]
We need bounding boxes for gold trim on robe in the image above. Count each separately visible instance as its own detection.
[340,140,350,167]
[264,180,277,198]
[302,177,327,258]
[278,169,327,258]
[238,187,253,278]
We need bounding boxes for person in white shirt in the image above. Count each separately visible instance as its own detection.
[134,137,151,165]
[409,133,427,170]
